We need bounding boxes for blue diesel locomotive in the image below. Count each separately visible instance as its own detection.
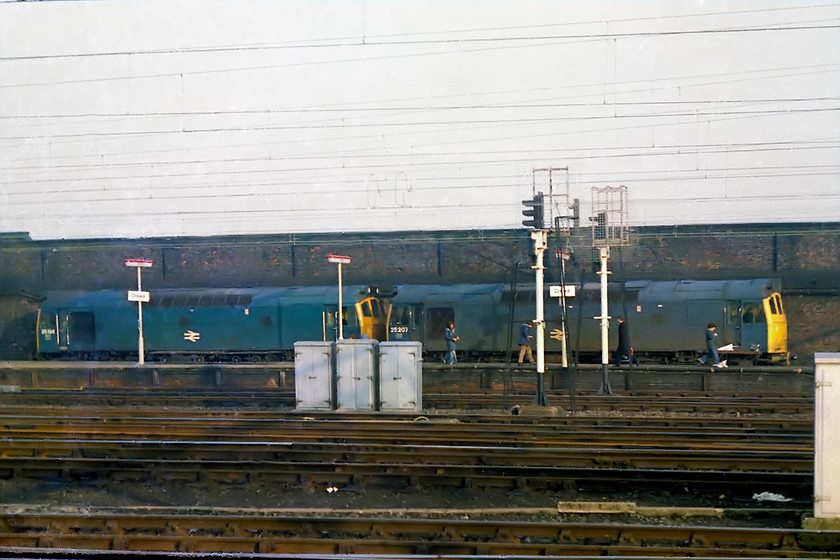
[36,285,387,362]
[386,279,788,364]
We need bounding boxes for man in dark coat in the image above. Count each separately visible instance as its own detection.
[443,322,459,364]
[614,316,632,365]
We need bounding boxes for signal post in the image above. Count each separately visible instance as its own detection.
[522,192,549,406]
[531,229,548,406]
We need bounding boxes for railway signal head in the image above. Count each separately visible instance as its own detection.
[522,192,545,229]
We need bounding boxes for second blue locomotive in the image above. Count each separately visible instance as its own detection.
[386,279,788,364]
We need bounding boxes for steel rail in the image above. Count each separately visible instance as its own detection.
[0,387,811,400]
[0,401,815,426]
[0,413,813,444]
[0,389,815,416]
[0,440,814,499]
[0,437,813,465]
[1,512,837,557]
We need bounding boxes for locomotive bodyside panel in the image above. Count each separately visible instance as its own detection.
[386,279,788,363]
[143,303,280,354]
[36,285,387,361]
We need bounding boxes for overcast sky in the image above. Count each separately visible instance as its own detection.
[1,0,838,240]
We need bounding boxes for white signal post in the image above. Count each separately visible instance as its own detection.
[124,259,153,365]
[596,247,613,394]
[530,230,548,406]
[327,255,351,340]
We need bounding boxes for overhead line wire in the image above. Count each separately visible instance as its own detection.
[3,106,836,142]
[4,21,838,61]
[4,97,838,121]
[5,140,838,176]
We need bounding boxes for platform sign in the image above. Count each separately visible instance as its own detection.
[549,285,576,298]
[127,290,150,303]
[124,259,154,268]
[125,258,153,365]
[327,254,352,340]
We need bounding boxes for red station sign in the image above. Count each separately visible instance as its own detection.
[124,259,154,268]
[327,254,352,264]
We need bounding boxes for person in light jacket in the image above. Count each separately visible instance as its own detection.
[518,320,535,365]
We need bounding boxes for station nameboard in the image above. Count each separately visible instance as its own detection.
[549,285,576,298]
[124,259,154,268]
[127,290,150,302]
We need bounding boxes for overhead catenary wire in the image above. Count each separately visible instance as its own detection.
[1,1,837,238]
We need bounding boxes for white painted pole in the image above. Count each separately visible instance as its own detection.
[531,230,548,406]
[137,266,145,365]
[597,247,612,394]
[560,257,568,369]
[327,255,351,341]
[125,259,153,366]
[337,262,344,340]
[535,239,545,375]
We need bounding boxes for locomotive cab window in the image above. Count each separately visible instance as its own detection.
[767,293,783,316]
[67,312,95,347]
[426,306,455,341]
[501,291,535,305]
[327,307,357,326]
[360,300,372,317]
[742,302,765,324]
[390,305,409,324]
[345,307,358,325]
[369,298,384,318]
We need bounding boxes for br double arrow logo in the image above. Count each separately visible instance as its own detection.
[183,330,200,343]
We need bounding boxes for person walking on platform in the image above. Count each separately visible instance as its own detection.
[443,321,460,364]
[518,320,535,365]
[614,316,632,365]
[700,323,727,368]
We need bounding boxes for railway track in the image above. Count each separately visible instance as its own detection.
[0,406,813,444]
[1,510,838,557]
[0,441,813,498]
[0,387,816,417]
[0,407,815,499]
[0,371,829,558]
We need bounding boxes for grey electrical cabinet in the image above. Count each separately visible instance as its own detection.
[379,341,423,412]
[294,341,334,410]
[334,339,379,411]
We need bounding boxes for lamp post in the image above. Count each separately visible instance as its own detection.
[327,254,352,340]
[124,259,153,365]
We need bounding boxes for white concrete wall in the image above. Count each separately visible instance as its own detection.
[815,353,840,518]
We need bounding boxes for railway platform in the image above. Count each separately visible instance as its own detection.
[0,360,815,395]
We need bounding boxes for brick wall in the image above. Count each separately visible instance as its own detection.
[2,223,838,360]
